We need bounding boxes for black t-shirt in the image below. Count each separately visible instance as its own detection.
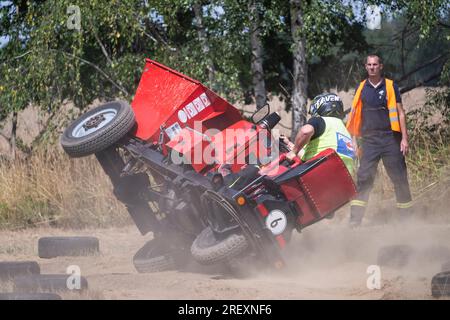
[360,78,402,135]
[307,117,326,140]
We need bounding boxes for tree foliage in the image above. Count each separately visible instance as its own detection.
[0,0,448,137]
[362,0,449,92]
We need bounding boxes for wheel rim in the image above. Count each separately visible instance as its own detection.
[72,108,118,138]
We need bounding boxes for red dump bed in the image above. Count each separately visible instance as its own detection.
[131,59,242,143]
[278,148,357,227]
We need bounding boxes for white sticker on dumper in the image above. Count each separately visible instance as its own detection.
[265,210,287,235]
[178,92,211,123]
[166,122,182,140]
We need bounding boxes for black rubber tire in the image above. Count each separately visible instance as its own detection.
[377,245,413,268]
[133,239,177,273]
[38,236,99,259]
[13,274,88,293]
[191,227,248,265]
[431,271,450,297]
[133,255,176,273]
[0,292,61,300]
[60,100,135,158]
[0,261,40,280]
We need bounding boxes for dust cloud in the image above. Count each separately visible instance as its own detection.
[0,207,449,299]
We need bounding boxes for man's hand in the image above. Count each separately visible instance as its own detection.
[286,150,298,161]
[400,138,409,156]
[279,134,294,151]
[352,137,360,159]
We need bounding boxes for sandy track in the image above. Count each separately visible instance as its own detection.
[0,217,449,300]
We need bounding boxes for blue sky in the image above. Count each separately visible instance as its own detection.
[0,1,12,47]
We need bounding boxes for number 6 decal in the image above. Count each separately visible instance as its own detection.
[265,210,287,235]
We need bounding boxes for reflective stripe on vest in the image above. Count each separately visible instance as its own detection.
[302,117,355,174]
[346,78,400,137]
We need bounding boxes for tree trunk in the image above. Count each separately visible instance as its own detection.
[193,3,215,88]
[10,111,17,160]
[249,0,267,110]
[290,0,308,140]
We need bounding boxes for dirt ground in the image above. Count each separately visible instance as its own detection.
[1,210,449,300]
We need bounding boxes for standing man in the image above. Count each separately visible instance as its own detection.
[346,54,412,227]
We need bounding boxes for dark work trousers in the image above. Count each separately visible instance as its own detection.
[350,131,413,223]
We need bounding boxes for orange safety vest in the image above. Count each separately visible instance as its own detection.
[346,78,400,137]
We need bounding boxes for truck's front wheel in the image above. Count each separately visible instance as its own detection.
[191,227,248,265]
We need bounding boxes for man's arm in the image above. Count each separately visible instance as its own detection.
[286,124,315,160]
[397,102,408,156]
[292,124,315,154]
[393,83,408,156]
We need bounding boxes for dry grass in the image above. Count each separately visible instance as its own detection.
[0,150,131,230]
[406,88,450,201]
[0,91,449,230]
[1,140,448,229]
